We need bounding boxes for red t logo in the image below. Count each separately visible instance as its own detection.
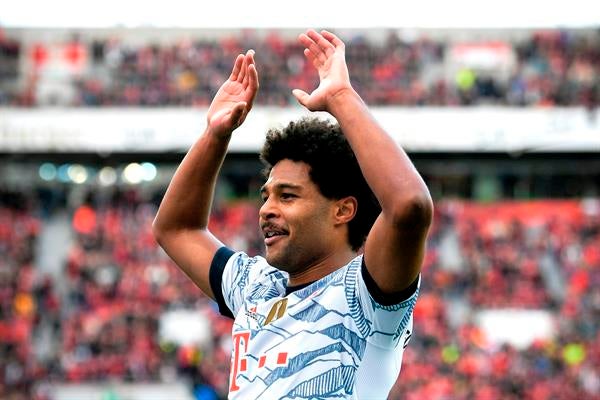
[229,331,251,392]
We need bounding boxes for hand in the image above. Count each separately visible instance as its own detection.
[293,30,353,112]
[207,50,259,138]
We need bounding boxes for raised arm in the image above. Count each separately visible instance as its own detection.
[152,50,258,299]
[294,30,433,294]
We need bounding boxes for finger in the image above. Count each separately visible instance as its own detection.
[245,63,259,106]
[292,89,309,108]
[238,52,248,83]
[242,49,254,87]
[244,54,258,87]
[321,30,344,49]
[300,41,323,69]
[229,54,244,81]
[306,29,336,57]
[304,48,321,71]
[299,33,326,65]
[247,49,255,66]
[300,31,327,63]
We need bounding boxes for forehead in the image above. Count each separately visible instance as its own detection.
[263,159,312,189]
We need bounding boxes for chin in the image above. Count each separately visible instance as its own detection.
[265,252,282,268]
[265,252,292,273]
[264,250,276,264]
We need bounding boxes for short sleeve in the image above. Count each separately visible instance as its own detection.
[344,256,420,349]
[209,247,264,319]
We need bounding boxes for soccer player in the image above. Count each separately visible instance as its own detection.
[153,29,433,399]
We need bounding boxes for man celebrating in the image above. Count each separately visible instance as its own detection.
[153,29,433,399]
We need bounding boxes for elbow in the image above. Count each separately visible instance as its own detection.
[151,217,168,247]
[390,190,434,230]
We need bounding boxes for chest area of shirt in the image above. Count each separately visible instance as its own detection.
[229,292,365,387]
[232,288,366,368]
[240,282,352,331]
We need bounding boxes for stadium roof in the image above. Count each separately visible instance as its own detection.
[1,0,598,29]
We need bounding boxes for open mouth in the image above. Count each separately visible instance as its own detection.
[262,224,288,245]
[265,231,285,238]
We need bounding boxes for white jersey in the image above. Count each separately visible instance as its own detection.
[209,247,419,400]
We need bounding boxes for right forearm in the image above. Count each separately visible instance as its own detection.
[154,48,256,236]
[150,49,256,299]
[154,128,231,234]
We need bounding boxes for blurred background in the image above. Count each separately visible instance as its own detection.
[1,2,599,399]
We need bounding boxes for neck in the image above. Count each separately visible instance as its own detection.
[287,247,357,287]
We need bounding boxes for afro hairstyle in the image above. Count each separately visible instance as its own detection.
[260,116,381,251]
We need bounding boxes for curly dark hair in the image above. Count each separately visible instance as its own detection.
[260,116,381,251]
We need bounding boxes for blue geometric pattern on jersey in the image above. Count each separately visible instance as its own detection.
[226,254,288,316]
[262,342,355,386]
[289,301,345,323]
[363,291,419,343]
[230,256,253,296]
[393,289,419,339]
[293,267,345,300]
[344,255,418,347]
[318,323,366,358]
[287,365,355,399]
[369,288,419,311]
[220,251,420,399]
[288,298,366,357]
[247,270,287,303]
[344,258,371,338]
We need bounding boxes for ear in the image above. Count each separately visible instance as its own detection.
[333,196,357,226]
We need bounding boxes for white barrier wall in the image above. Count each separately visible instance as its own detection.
[0,107,598,153]
[476,309,555,350]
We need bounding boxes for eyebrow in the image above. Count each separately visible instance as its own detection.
[260,182,302,194]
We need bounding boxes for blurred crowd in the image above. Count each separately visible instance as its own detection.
[0,188,260,400]
[0,190,50,399]
[0,187,599,399]
[1,29,599,108]
[390,201,600,399]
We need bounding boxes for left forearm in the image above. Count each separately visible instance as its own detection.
[328,88,432,221]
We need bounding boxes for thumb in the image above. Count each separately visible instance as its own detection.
[292,89,310,107]
[231,101,247,126]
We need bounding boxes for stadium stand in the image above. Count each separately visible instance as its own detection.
[0,27,599,400]
[0,29,598,107]
[0,184,599,399]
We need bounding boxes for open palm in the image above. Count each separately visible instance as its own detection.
[293,30,352,112]
[207,50,259,137]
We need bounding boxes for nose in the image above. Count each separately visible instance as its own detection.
[259,197,279,221]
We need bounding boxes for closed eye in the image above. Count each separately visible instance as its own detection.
[280,193,297,201]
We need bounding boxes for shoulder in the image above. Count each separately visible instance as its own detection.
[227,251,287,286]
[222,250,282,282]
[211,248,288,318]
